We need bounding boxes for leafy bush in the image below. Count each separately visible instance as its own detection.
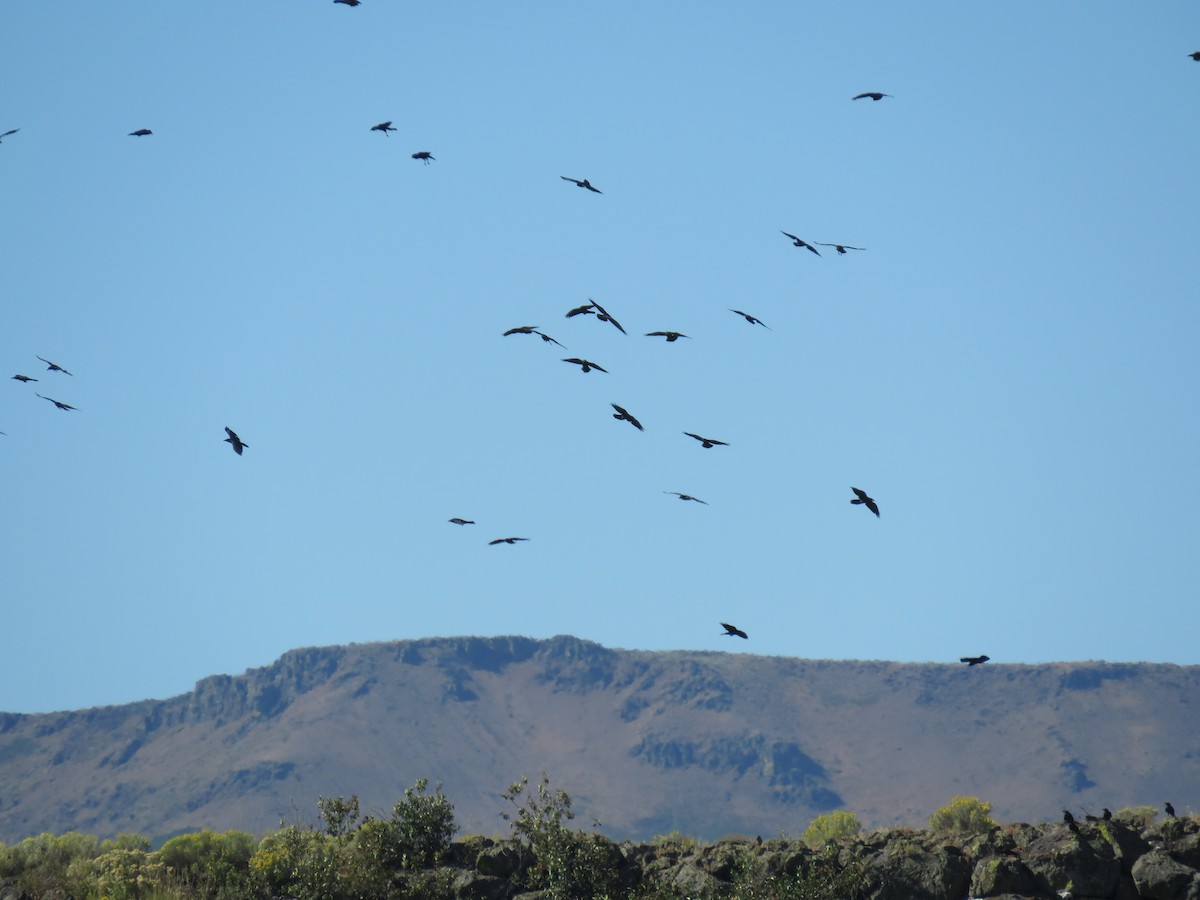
[317,794,361,838]
[724,842,868,900]
[92,846,166,900]
[928,796,997,834]
[1114,805,1157,828]
[157,828,257,897]
[250,825,343,900]
[0,831,102,897]
[390,778,457,869]
[802,810,862,848]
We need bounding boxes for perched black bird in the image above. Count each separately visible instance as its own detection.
[224,427,248,455]
[561,176,602,193]
[721,622,749,639]
[11,374,37,383]
[730,309,770,329]
[128,128,153,136]
[683,432,728,449]
[645,331,690,342]
[1103,808,1112,821]
[489,537,529,545]
[665,492,707,504]
[334,0,361,6]
[611,403,644,431]
[850,487,879,517]
[780,231,821,255]
[816,242,865,255]
[411,151,435,164]
[1063,810,1076,826]
[370,121,396,135]
[853,92,893,101]
[448,518,475,526]
[0,129,18,143]
[589,300,626,335]
[565,303,597,319]
[960,655,990,666]
[36,393,76,411]
[562,358,607,373]
[37,356,73,376]
[1165,802,1176,817]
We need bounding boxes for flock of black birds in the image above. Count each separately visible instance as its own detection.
[1061,803,1179,832]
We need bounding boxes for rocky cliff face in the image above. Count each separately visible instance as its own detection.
[0,636,1198,843]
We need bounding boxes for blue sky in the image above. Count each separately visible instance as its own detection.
[2,2,1198,713]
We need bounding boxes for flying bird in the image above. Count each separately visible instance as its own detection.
[128,128,152,137]
[665,492,707,504]
[11,374,37,383]
[588,300,626,335]
[816,242,865,255]
[565,303,597,319]
[36,394,75,411]
[37,356,72,375]
[370,121,396,135]
[780,231,821,255]
[502,325,564,347]
[224,427,248,455]
[850,486,879,517]
[0,129,18,143]
[560,176,602,193]
[852,92,892,101]
[611,403,644,431]
[489,537,529,545]
[730,309,769,329]
[562,358,607,373]
[1189,52,1200,61]
[411,151,435,164]
[960,655,990,666]
[334,0,361,5]
[721,622,748,639]
[1165,802,1176,817]
[645,331,689,342]
[684,432,728,448]
[448,518,475,526]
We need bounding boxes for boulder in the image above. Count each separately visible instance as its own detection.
[1130,850,1200,900]
[969,854,1039,897]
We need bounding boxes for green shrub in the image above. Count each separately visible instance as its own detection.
[157,828,256,897]
[250,825,343,900]
[802,810,862,848]
[725,842,868,900]
[92,846,166,900]
[390,778,457,869]
[928,796,998,834]
[1114,805,1157,828]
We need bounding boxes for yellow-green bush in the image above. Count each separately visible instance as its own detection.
[928,796,997,834]
[802,810,862,848]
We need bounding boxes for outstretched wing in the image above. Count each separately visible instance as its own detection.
[560,176,582,185]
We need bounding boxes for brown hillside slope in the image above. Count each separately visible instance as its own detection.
[0,636,1197,843]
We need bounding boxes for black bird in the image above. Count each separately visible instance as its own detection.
[370,121,396,135]
[562,358,607,373]
[730,309,770,329]
[853,92,893,101]
[1165,802,1176,817]
[11,374,37,383]
[721,622,749,639]
[816,242,865,255]
[665,492,707,504]
[1103,808,1112,821]
[334,0,361,5]
[128,128,153,136]
[448,518,475,526]
[565,303,597,319]
[412,151,435,164]
[611,403,644,431]
[37,356,73,376]
[850,486,879,517]
[560,176,602,193]
[503,326,565,347]
[780,231,821,255]
[36,394,75,411]
[1189,52,1200,61]
[224,426,248,455]
[489,537,529,545]
[589,300,626,335]
[645,331,689,342]
[0,129,18,143]
[683,432,728,449]
[960,655,990,666]
[1063,810,1076,825]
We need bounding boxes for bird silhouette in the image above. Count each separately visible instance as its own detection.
[334,0,361,6]
[36,394,75,411]
[560,176,601,193]
[645,331,690,342]
[562,358,607,373]
[37,356,72,376]
[780,231,821,255]
[721,622,748,639]
[1165,802,1176,817]
[1189,52,1200,61]
[565,303,597,319]
[960,655,990,666]
[665,492,707,504]
[503,326,565,347]
[684,432,728,449]
[1063,810,1077,826]
[128,128,152,136]
[412,151,435,164]
[816,242,865,255]
[851,487,879,517]
[853,92,892,101]
[448,518,475,526]
[11,374,37,383]
[730,309,770,329]
[224,427,248,455]
[370,121,396,135]
[588,300,626,335]
[611,404,644,431]
[488,537,529,545]
[1103,808,1112,821]
[0,129,18,143]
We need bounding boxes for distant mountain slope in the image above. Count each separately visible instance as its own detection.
[1,636,1198,843]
